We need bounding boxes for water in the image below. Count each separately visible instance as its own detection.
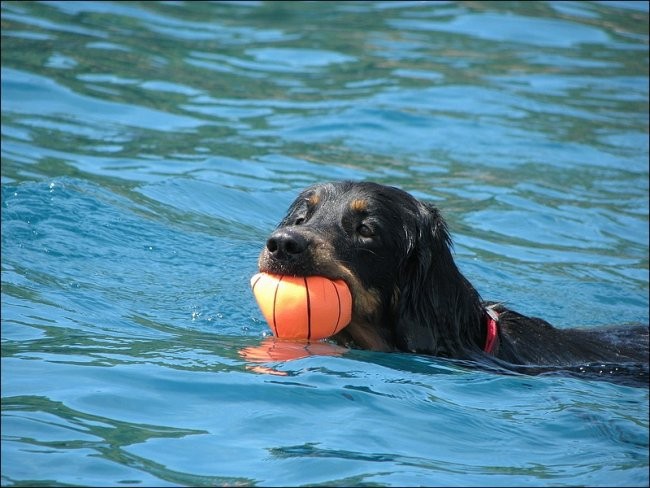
[1,1,648,486]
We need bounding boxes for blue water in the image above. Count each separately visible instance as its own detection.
[1,1,648,486]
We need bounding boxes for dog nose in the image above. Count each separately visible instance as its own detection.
[266,229,309,257]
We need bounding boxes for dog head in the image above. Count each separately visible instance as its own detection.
[258,181,485,356]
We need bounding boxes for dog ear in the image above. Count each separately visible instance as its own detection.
[393,202,484,357]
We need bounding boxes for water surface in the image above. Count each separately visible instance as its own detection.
[2,1,648,486]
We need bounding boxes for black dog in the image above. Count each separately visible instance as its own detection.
[258,181,648,384]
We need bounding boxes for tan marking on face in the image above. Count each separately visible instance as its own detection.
[350,198,368,213]
[310,237,382,318]
[341,318,393,352]
[308,193,320,207]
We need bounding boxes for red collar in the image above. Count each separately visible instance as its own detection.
[484,308,499,354]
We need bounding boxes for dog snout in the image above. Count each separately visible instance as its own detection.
[266,229,310,258]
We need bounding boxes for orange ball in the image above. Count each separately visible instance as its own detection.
[250,273,352,340]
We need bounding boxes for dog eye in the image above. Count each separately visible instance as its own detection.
[356,224,374,238]
[294,216,306,225]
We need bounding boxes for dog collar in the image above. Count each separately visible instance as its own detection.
[484,307,499,354]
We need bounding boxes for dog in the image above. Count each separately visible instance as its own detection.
[257,181,649,384]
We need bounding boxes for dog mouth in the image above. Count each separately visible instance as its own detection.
[257,228,383,325]
[257,227,349,282]
[257,247,384,323]
[257,247,347,283]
